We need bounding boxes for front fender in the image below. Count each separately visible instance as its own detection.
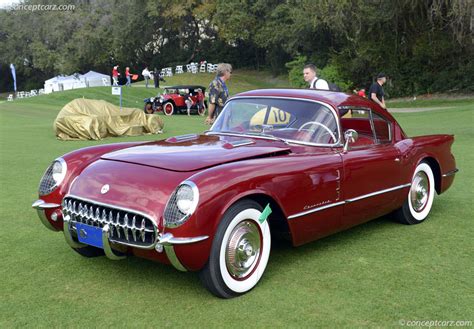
[36,142,143,230]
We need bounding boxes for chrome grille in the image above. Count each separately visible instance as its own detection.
[62,196,157,248]
[39,163,57,196]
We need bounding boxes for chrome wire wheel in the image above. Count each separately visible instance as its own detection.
[225,220,262,280]
[410,171,430,212]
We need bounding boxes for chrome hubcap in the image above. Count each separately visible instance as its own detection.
[226,220,261,279]
[410,171,429,212]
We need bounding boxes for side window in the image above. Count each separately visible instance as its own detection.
[339,108,373,136]
[372,112,391,143]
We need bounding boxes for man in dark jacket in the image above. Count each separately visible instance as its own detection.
[368,73,387,109]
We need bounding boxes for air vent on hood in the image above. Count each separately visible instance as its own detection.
[223,139,255,149]
[166,134,198,143]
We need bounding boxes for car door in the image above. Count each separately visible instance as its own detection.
[339,108,407,230]
[285,147,344,246]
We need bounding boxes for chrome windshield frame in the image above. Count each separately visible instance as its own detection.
[208,95,343,148]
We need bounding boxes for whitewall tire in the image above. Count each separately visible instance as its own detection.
[396,162,435,225]
[199,199,271,298]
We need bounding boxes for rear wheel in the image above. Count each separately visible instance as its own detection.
[163,102,174,116]
[395,162,435,225]
[199,200,271,298]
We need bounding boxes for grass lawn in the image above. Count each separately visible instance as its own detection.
[0,80,472,327]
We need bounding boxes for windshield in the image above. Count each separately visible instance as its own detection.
[209,97,340,145]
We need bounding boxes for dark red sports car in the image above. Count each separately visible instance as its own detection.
[33,89,458,298]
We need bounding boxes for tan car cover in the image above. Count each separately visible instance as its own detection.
[54,98,164,140]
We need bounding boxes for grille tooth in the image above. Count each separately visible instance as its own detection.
[64,197,157,248]
[140,219,146,242]
[89,206,94,225]
[123,214,129,241]
[131,216,137,241]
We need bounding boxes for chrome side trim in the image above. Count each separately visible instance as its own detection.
[288,183,411,220]
[288,201,345,220]
[102,224,126,260]
[63,215,86,249]
[164,245,187,272]
[32,199,61,209]
[442,168,459,177]
[158,232,209,245]
[345,183,411,203]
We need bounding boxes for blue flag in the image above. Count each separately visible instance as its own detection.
[10,63,17,92]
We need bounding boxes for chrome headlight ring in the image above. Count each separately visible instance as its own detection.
[38,158,67,196]
[164,181,199,228]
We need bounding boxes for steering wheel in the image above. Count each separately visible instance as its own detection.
[298,121,337,143]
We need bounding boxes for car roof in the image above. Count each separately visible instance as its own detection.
[234,88,396,121]
[166,85,206,90]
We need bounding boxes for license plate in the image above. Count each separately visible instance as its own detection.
[76,223,104,249]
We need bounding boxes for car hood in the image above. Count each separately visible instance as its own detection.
[101,134,291,172]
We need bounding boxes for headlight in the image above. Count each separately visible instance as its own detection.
[164,181,199,228]
[38,158,67,196]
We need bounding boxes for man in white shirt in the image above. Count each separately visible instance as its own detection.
[142,67,151,88]
[303,64,329,90]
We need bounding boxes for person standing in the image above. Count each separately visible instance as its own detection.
[125,67,132,87]
[196,88,205,114]
[303,64,329,90]
[153,68,160,88]
[205,63,232,125]
[368,73,387,109]
[184,90,194,116]
[142,66,151,88]
[112,65,120,86]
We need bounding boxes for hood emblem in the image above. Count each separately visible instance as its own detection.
[101,184,110,194]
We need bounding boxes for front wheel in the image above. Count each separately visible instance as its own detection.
[163,102,174,116]
[395,162,435,225]
[199,200,271,298]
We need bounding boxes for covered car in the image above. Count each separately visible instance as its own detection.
[54,98,164,140]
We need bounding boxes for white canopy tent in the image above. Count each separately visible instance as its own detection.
[83,71,111,87]
[44,71,110,94]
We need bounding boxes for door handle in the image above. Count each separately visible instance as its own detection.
[395,157,400,162]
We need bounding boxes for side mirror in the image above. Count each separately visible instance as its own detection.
[343,129,358,152]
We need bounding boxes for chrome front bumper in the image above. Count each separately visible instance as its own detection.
[33,199,208,271]
[32,199,61,231]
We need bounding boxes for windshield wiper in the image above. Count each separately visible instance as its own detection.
[239,132,289,145]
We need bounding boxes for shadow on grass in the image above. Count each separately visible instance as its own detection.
[70,213,404,298]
